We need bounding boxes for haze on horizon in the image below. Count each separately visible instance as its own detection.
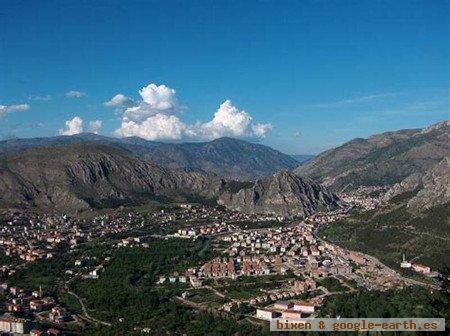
[0,0,448,155]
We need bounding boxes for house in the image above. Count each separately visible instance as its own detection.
[282,309,302,319]
[190,276,202,288]
[293,280,305,292]
[47,328,62,336]
[49,307,68,323]
[305,278,317,290]
[412,263,431,274]
[256,309,279,321]
[274,301,293,310]
[0,315,32,334]
[30,299,44,311]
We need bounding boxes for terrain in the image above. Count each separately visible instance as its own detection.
[218,170,340,216]
[0,144,337,217]
[0,134,300,181]
[296,121,449,192]
[290,154,314,165]
[320,202,450,271]
[0,144,221,211]
[299,120,449,277]
[0,121,449,336]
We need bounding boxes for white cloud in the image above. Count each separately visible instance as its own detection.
[197,100,252,139]
[59,117,104,135]
[29,94,52,101]
[66,90,86,98]
[113,83,272,141]
[103,94,134,107]
[139,83,177,110]
[0,103,30,118]
[88,120,102,134]
[116,113,186,140]
[59,116,84,135]
[6,104,30,112]
[252,123,273,137]
[118,83,180,123]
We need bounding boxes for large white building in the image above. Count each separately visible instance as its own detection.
[256,309,278,321]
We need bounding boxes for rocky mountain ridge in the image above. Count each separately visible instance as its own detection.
[0,144,337,216]
[0,134,300,181]
[218,170,340,216]
[295,121,449,192]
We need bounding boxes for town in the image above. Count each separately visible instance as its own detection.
[0,187,442,335]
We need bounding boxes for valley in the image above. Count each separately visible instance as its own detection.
[0,121,448,335]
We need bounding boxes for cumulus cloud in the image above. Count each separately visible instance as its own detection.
[59,116,84,135]
[116,114,186,140]
[0,103,30,118]
[124,83,179,123]
[113,83,272,141]
[103,94,134,107]
[59,117,103,135]
[88,120,102,134]
[66,90,86,98]
[197,100,252,139]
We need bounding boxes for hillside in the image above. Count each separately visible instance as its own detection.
[218,170,340,216]
[0,134,300,181]
[290,154,314,165]
[295,121,449,191]
[383,157,450,211]
[0,145,337,216]
[320,202,450,271]
[0,144,221,211]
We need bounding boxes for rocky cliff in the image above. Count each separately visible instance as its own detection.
[0,144,221,211]
[218,170,340,216]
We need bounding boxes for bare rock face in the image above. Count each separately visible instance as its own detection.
[384,157,450,211]
[0,144,220,211]
[407,157,449,211]
[218,170,340,216]
[0,135,301,181]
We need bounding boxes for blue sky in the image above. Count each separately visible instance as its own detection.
[0,0,448,154]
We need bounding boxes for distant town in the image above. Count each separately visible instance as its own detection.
[0,186,441,335]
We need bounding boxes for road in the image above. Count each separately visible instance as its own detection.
[66,290,112,326]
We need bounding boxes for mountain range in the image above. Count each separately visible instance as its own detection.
[0,134,300,181]
[0,144,338,216]
[0,120,447,215]
[295,121,449,193]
